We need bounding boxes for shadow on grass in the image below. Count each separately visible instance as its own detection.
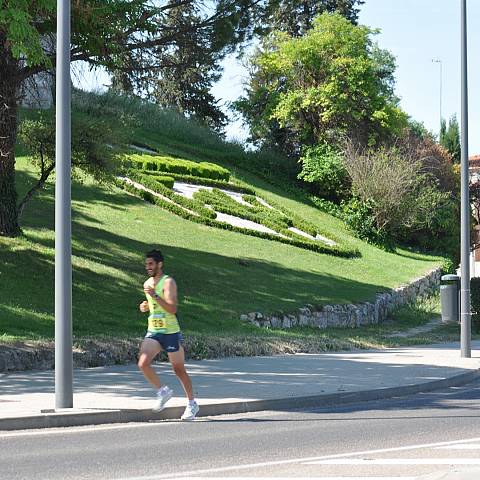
[2,170,390,340]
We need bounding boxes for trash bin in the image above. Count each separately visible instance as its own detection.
[440,274,460,323]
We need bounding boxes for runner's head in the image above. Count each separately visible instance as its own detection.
[145,249,164,277]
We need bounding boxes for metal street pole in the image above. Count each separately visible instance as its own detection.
[55,0,73,408]
[460,0,471,358]
[432,59,442,133]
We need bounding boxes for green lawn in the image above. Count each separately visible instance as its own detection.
[3,96,445,343]
[0,152,442,342]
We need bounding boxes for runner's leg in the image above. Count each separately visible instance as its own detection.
[138,338,162,389]
[168,346,194,400]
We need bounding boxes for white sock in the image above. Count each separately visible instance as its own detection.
[189,399,197,406]
[158,385,170,394]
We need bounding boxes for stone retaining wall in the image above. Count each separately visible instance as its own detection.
[0,339,141,373]
[240,268,441,329]
[0,268,442,373]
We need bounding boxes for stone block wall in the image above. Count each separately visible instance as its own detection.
[240,268,441,329]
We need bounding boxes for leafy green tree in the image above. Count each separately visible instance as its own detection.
[0,0,256,237]
[440,115,461,163]
[109,1,365,134]
[235,13,408,158]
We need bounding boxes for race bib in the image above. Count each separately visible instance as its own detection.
[148,313,166,331]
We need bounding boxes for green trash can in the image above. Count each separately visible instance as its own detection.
[440,274,460,323]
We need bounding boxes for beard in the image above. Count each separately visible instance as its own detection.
[147,268,157,277]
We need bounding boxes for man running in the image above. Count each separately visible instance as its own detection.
[138,249,199,421]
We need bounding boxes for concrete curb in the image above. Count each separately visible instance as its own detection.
[1,368,479,432]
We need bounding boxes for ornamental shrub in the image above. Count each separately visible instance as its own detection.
[298,144,350,201]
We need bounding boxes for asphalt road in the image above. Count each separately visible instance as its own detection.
[1,379,480,480]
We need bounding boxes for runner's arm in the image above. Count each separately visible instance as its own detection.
[153,277,177,314]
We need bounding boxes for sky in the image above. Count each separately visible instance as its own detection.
[75,0,480,152]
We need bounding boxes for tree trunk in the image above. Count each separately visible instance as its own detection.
[0,33,21,237]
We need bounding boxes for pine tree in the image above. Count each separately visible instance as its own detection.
[259,0,365,37]
[440,115,461,163]
[150,2,227,131]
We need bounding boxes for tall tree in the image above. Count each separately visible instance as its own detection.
[0,0,256,237]
[258,0,365,37]
[235,13,407,157]
[149,2,227,131]
[111,0,365,129]
[440,114,461,163]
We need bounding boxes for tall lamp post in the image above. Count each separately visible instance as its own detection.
[55,0,73,408]
[460,0,471,358]
[432,58,442,134]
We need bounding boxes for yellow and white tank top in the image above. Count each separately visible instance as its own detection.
[145,275,180,334]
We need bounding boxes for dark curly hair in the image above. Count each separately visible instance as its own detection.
[145,249,164,263]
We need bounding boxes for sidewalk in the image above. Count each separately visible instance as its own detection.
[1,341,479,431]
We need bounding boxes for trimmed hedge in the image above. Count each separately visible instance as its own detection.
[125,172,216,219]
[259,195,348,246]
[114,178,359,258]
[123,153,230,181]
[194,189,293,232]
[243,194,318,238]
[144,171,256,195]
[149,174,174,189]
[192,188,352,250]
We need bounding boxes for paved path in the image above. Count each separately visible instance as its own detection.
[0,342,479,430]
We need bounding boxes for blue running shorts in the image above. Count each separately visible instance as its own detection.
[145,331,184,353]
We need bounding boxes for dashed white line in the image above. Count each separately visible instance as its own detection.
[436,443,480,450]
[303,458,480,465]
[162,478,415,480]
[111,436,480,480]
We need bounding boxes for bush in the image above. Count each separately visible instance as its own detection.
[397,191,460,260]
[343,141,422,235]
[470,278,480,333]
[298,145,350,201]
[342,139,459,253]
[341,197,393,249]
[252,194,347,246]
[309,195,343,218]
[440,258,456,275]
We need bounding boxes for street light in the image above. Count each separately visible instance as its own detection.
[55,0,73,408]
[432,58,442,134]
[460,0,471,358]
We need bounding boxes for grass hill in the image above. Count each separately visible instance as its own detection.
[0,91,443,346]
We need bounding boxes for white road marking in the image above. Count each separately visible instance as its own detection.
[436,443,480,449]
[110,436,480,480]
[303,458,480,465]
[164,478,415,480]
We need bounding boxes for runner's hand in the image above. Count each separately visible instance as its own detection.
[144,286,155,297]
[139,301,149,313]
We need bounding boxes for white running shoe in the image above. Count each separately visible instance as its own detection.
[152,386,173,412]
[181,401,199,421]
